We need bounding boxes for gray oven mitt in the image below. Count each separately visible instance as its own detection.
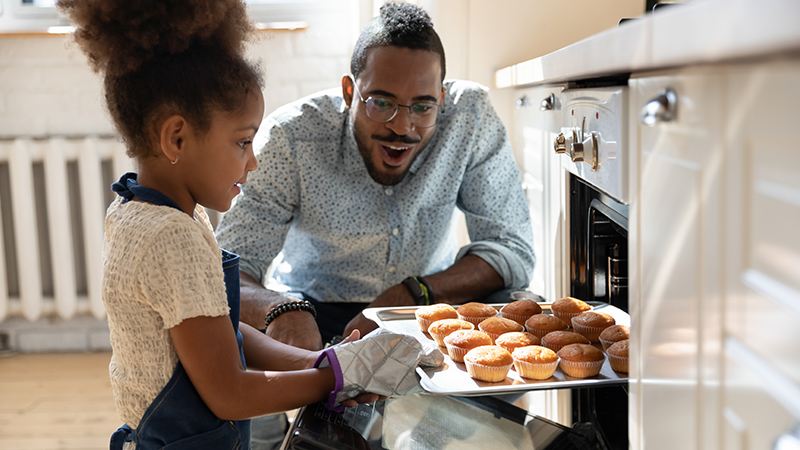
[313,327,444,412]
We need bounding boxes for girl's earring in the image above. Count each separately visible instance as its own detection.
[171,156,179,165]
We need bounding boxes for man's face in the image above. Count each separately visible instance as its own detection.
[344,46,444,186]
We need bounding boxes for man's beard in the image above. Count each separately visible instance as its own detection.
[352,119,424,186]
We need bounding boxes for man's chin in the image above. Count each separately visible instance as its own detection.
[367,165,409,186]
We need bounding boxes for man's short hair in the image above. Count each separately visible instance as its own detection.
[350,2,446,82]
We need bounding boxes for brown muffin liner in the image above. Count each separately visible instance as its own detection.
[458,312,497,327]
[498,311,533,326]
[513,358,560,380]
[464,361,513,383]
[570,321,609,342]
[559,358,605,378]
[607,353,629,373]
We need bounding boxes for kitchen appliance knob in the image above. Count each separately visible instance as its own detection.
[569,141,584,163]
[581,132,600,171]
[554,133,566,154]
[641,88,677,126]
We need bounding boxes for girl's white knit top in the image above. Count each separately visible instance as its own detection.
[102,198,230,428]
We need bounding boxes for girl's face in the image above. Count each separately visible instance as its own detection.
[183,90,264,213]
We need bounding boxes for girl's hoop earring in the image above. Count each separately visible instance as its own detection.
[171,156,179,165]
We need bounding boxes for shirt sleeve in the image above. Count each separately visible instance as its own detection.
[137,221,229,329]
[215,119,298,283]
[454,87,536,289]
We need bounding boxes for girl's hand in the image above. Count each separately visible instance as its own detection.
[317,329,388,407]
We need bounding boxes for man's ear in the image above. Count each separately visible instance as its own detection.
[342,75,354,108]
[160,115,187,164]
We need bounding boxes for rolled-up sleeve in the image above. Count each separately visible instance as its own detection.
[454,90,535,289]
[215,120,299,283]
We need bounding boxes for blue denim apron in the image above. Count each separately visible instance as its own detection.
[109,172,250,450]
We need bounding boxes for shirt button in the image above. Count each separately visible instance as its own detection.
[392,228,399,235]
[388,266,396,272]
[385,188,393,196]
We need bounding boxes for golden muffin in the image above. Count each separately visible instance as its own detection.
[557,343,606,378]
[540,330,591,353]
[571,311,616,342]
[478,316,524,343]
[457,302,498,327]
[464,345,514,383]
[606,339,629,373]
[499,299,543,325]
[525,314,569,338]
[443,329,493,363]
[599,325,630,351]
[427,318,474,347]
[550,297,592,326]
[495,331,541,355]
[415,303,458,332]
[512,346,559,380]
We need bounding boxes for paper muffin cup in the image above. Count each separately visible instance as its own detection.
[570,321,609,342]
[458,312,497,327]
[415,316,436,332]
[559,358,605,378]
[600,337,620,351]
[444,343,472,362]
[464,361,513,383]
[429,324,473,347]
[607,353,629,373]
[540,340,569,354]
[499,311,533,326]
[524,326,552,339]
[513,358,560,380]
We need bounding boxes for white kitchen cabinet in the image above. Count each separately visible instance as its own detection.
[513,85,567,303]
[631,60,800,450]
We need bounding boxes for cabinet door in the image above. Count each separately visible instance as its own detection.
[513,86,566,302]
[631,68,725,450]
[722,60,800,450]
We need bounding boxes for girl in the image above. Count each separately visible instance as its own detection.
[56,1,438,449]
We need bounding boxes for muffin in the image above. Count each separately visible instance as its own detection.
[495,331,541,355]
[525,314,569,338]
[606,340,629,373]
[415,303,458,332]
[550,297,592,326]
[463,345,514,383]
[427,318,474,347]
[478,316,524,343]
[557,343,606,378]
[499,299,543,325]
[443,329,493,363]
[571,311,616,342]
[540,330,590,353]
[457,302,498,327]
[599,325,630,351]
[512,346,559,380]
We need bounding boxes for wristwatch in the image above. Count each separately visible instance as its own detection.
[401,277,428,306]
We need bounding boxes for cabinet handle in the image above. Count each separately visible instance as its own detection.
[640,88,677,126]
[774,426,800,450]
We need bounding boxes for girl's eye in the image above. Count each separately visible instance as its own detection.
[237,140,253,150]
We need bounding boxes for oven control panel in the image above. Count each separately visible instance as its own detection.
[554,87,628,204]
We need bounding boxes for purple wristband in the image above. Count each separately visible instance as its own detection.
[313,348,345,412]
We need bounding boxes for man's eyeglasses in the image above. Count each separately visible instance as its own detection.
[351,80,441,128]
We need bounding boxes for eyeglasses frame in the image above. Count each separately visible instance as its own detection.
[349,77,443,128]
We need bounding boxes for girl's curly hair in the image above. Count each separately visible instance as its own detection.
[58,0,264,159]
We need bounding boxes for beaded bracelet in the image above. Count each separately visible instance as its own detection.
[263,300,317,329]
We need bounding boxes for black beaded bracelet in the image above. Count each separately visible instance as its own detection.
[263,300,317,329]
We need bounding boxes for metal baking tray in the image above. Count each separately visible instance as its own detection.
[362,302,629,397]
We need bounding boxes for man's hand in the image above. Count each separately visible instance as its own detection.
[266,310,323,351]
[343,284,415,337]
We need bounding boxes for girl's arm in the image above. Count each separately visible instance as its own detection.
[170,315,334,420]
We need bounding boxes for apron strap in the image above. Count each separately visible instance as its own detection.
[112,172,183,212]
[109,424,135,450]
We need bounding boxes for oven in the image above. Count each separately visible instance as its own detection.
[553,82,631,450]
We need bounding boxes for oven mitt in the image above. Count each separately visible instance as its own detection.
[313,327,444,412]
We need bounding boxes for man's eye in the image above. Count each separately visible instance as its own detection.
[371,98,395,110]
[238,140,252,150]
[412,103,436,114]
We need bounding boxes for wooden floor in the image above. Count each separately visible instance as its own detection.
[0,352,120,450]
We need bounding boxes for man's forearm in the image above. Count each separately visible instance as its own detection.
[424,254,505,305]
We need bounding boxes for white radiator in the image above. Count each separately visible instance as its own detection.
[0,136,132,323]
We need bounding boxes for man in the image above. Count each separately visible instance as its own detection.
[216,2,534,351]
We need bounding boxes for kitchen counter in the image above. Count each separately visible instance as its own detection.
[495,0,800,88]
